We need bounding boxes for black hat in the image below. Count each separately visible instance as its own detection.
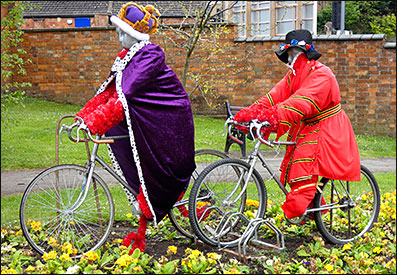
[275,29,322,63]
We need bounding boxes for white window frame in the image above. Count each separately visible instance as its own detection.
[228,1,317,37]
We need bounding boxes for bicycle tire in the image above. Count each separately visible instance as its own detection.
[313,165,380,245]
[20,164,115,256]
[168,149,229,239]
[189,158,267,247]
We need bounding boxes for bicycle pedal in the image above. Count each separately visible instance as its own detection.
[131,200,142,215]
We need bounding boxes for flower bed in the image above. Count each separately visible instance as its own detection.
[1,191,395,274]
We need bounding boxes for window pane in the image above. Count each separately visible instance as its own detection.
[302,20,313,31]
[260,2,270,8]
[260,9,270,21]
[276,21,293,34]
[251,23,258,36]
[233,14,241,23]
[260,23,270,35]
[302,4,313,19]
[251,10,257,22]
[276,6,293,20]
[278,1,295,5]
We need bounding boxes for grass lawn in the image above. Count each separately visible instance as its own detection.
[1,97,396,171]
[1,97,396,226]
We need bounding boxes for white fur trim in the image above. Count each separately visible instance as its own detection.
[111,40,150,72]
[115,71,157,226]
[110,15,150,41]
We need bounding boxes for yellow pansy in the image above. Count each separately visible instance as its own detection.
[48,237,57,246]
[60,253,73,262]
[30,220,42,231]
[42,251,57,261]
[61,242,74,255]
[342,243,352,251]
[125,213,133,218]
[207,252,221,260]
[167,245,177,255]
[85,251,99,261]
[1,269,18,274]
[191,249,202,257]
[225,267,241,274]
[115,254,133,268]
[197,201,211,208]
[373,247,382,254]
[245,210,254,218]
[246,199,259,208]
[25,266,36,272]
[324,264,333,271]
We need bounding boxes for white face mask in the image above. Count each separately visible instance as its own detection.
[286,48,304,75]
[287,48,304,64]
[116,26,139,49]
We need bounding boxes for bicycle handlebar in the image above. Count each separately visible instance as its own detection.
[224,116,296,147]
[59,115,115,144]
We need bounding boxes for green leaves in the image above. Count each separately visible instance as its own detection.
[1,1,32,125]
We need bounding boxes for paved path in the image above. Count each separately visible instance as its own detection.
[1,154,395,196]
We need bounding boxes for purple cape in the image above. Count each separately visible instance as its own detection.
[106,43,196,222]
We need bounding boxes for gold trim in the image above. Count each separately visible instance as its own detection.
[118,2,161,35]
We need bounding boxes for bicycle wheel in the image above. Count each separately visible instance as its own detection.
[189,158,267,247]
[313,165,380,245]
[20,164,115,256]
[168,149,228,239]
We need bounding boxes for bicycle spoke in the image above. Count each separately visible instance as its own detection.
[21,165,114,255]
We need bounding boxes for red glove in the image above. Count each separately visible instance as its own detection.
[234,103,265,123]
[257,105,279,140]
[234,103,279,140]
[76,82,124,136]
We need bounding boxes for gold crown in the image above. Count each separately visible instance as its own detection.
[118,2,161,35]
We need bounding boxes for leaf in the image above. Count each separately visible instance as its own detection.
[203,267,217,274]
[297,250,311,257]
[298,265,309,273]
[99,250,114,268]
[132,248,141,259]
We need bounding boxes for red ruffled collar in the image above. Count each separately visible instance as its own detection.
[117,48,129,58]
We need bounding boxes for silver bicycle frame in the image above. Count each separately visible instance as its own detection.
[68,135,136,212]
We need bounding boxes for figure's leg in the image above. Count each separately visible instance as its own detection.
[281,176,318,219]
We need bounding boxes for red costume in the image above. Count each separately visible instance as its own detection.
[234,30,361,219]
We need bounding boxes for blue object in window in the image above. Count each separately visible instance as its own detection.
[75,17,91,28]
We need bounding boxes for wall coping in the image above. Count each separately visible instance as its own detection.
[384,42,396,49]
[20,27,395,49]
[20,26,116,33]
[234,33,386,42]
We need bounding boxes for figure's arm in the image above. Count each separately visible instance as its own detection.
[256,72,293,108]
[75,82,125,135]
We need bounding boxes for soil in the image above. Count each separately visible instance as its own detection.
[20,220,336,273]
[107,220,334,273]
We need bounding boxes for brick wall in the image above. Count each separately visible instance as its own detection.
[13,26,396,137]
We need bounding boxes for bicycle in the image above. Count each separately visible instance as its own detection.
[188,117,381,249]
[19,115,228,256]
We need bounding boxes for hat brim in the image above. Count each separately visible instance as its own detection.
[110,15,149,41]
[275,45,322,64]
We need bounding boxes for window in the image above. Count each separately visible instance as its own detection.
[75,17,91,28]
[251,2,270,36]
[232,1,246,37]
[228,1,317,37]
